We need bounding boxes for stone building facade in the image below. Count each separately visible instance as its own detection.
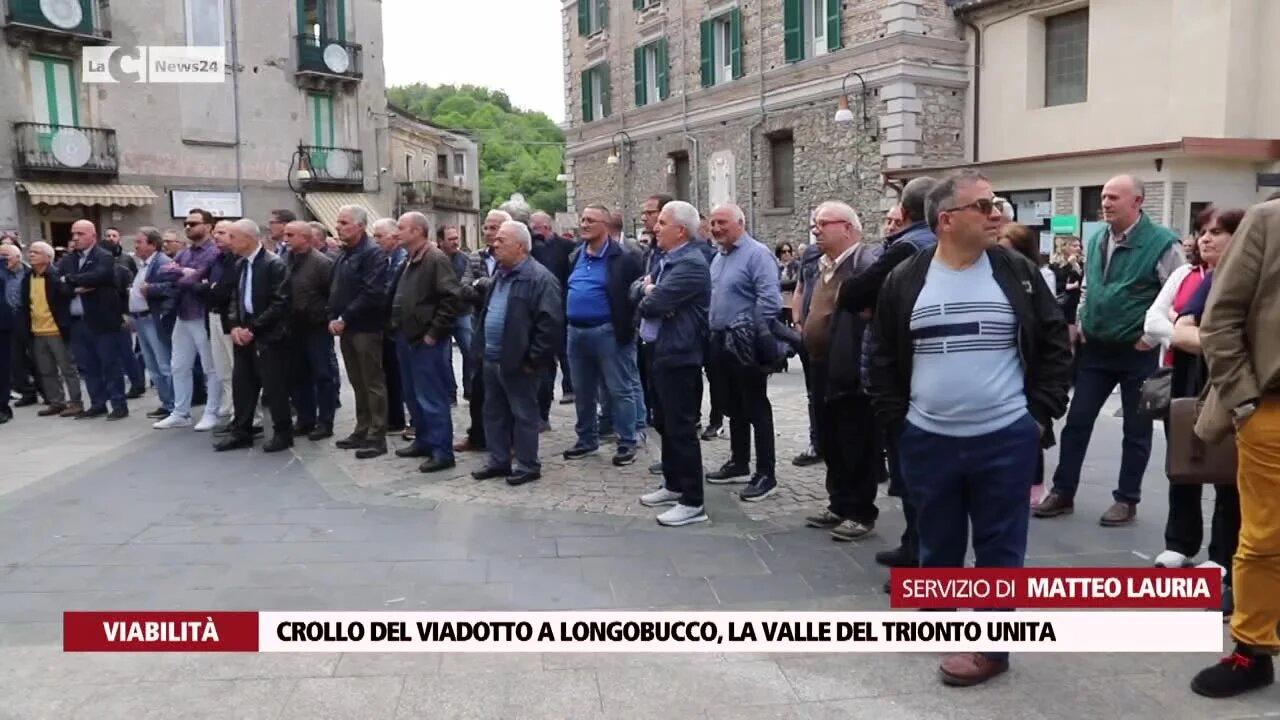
[560,0,968,244]
[387,107,482,250]
[1,0,389,251]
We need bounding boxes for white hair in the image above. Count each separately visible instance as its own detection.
[339,204,369,227]
[661,200,701,241]
[814,201,863,233]
[231,218,261,239]
[0,243,20,260]
[530,211,553,225]
[371,217,399,236]
[712,203,746,226]
[28,241,55,260]
[399,211,431,237]
[500,220,532,251]
[499,199,532,225]
[486,210,512,224]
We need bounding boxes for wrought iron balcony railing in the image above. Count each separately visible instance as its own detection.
[298,145,364,189]
[398,181,475,211]
[295,34,363,80]
[4,0,108,40]
[14,122,118,176]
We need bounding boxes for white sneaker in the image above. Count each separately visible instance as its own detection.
[193,415,219,432]
[153,414,192,430]
[1154,550,1190,568]
[640,487,681,507]
[657,504,708,527]
[1196,560,1227,579]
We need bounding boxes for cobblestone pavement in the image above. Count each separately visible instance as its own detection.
[2,355,1278,718]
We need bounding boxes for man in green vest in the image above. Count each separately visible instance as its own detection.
[1033,174,1184,526]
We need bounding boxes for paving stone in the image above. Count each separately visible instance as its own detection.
[278,676,405,720]
[396,668,601,719]
[332,652,442,677]
[72,679,296,720]
[595,660,799,715]
[710,573,817,604]
[610,575,719,608]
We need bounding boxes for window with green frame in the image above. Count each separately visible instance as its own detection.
[783,0,842,64]
[633,38,669,107]
[298,0,345,40]
[580,63,611,123]
[699,8,742,88]
[29,55,80,152]
[309,93,336,171]
[577,0,608,36]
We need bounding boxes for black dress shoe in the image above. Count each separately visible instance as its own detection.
[706,463,750,484]
[262,436,294,453]
[874,546,918,568]
[355,442,387,460]
[106,408,129,421]
[419,457,457,473]
[0,412,11,424]
[507,470,541,486]
[395,446,432,459]
[126,386,145,399]
[471,466,511,480]
[214,435,254,451]
[76,407,107,419]
[335,433,368,449]
[14,396,38,408]
[292,422,315,436]
[308,424,334,441]
[146,407,170,419]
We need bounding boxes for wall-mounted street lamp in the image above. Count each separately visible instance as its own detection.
[606,130,633,166]
[288,143,313,194]
[834,71,876,140]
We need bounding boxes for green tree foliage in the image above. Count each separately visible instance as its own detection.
[387,84,566,213]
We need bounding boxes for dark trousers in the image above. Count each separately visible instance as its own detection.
[638,341,657,425]
[467,367,486,447]
[1050,343,1158,505]
[290,327,337,428]
[10,331,38,400]
[382,335,405,430]
[339,331,387,437]
[0,330,11,415]
[884,430,918,559]
[537,365,554,423]
[811,363,880,524]
[483,361,541,473]
[716,354,776,477]
[230,338,291,439]
[1162,419,1241,579]
[397,335,454,461]
[799,349,821,454]
[704,360,723,428]
[69,320,126,412]
[899,413,1040,662]
[116,329,143,390]
[652,363,704,508]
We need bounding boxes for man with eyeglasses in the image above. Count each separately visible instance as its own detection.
[867,170,1071,686]
[154,209,223,431]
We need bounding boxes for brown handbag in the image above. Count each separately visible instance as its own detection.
[1166,396,1238,484]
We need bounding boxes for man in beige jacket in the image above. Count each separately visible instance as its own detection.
[1192,198,1280,698]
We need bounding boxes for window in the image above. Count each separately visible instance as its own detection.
[29,56,79,128]
[785,0,840,63]
[632,0,660,9]
[423,156,431,179]
[185,0,226,46]
[1045,8,1089,106]
[437,153,449,179]
[700,9,741,87]
[633,38,668,107]
[769,131,795,208]
[581,63,611,122]
[1079,185,1104,222]
[308,93,334,146]
[404,153,413,181]
[669,152,690,201]
[578,0,607,36]
[453,152,466,179]
[299,0,346,41]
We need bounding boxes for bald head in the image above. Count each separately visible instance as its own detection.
[228,219,262,257]
[284,221,313,254]
[70,220,97,251]
[1101,174,1146,231]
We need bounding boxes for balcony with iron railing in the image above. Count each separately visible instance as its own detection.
[397,181,476,212]
[14,122,118,177]
[3,0,110,43]
[295,34,363,86]
[297,145,364,190]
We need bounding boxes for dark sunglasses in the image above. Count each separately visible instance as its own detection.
[944,198,996,216]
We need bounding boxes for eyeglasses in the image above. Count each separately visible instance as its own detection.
[183,221,204,227]
[944,198,996,216]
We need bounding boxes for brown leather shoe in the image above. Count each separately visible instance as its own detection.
[59,403,83,418]
[453,438,481,452]
[1031,491,1074,518]
[1100,501,1136,527]
[939,653,1009,686]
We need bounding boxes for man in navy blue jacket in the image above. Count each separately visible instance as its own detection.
[56,220,129,419]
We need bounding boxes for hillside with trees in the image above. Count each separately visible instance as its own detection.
[387,84,566,213]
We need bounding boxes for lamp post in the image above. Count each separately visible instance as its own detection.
[834,71,876,140]
[288,143,313,195]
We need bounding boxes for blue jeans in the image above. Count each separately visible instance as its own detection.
[170,316,220,419]
[597,344,646,438]
[134,315,173,411]
[448,314,475,400]
[1050,342,1158,505]
[483,360,541,473]
[567,323,639,449]
[397,334,454,462]
[291,327,337,427]
[69,321,126,411]
[898,413,1040,663]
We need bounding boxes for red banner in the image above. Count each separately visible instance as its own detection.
[64,612,260,652]
[888,568,1222,609]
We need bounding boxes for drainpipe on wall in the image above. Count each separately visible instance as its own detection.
[746,0,766,231]
[957,10,982,163]
[677,0,700,210]
[228,0,243,199]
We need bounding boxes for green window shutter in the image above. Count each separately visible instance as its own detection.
[578,0,589,35]
[595,0,608,32]
[699,19,713,87]
[826,0,842,51]
[600,63,612,117]
[634,46,646,106]
[729,8,743,79]
[336,0,346,40]
[783,0,802,63]
[633,0,644,8]
[656,38,670,99]
[581,68,593,122]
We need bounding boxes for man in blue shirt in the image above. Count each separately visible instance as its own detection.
[562,205,644,467]
[706,203,783,502]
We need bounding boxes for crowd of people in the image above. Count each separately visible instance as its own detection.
[0,170,1275,698]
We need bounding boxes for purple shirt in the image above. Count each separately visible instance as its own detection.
[167,240,220,321]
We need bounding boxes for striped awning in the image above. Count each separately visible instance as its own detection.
[17,182,158,207]
[302,192,387,236]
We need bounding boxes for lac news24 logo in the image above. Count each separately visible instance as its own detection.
[83,46,226,84]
